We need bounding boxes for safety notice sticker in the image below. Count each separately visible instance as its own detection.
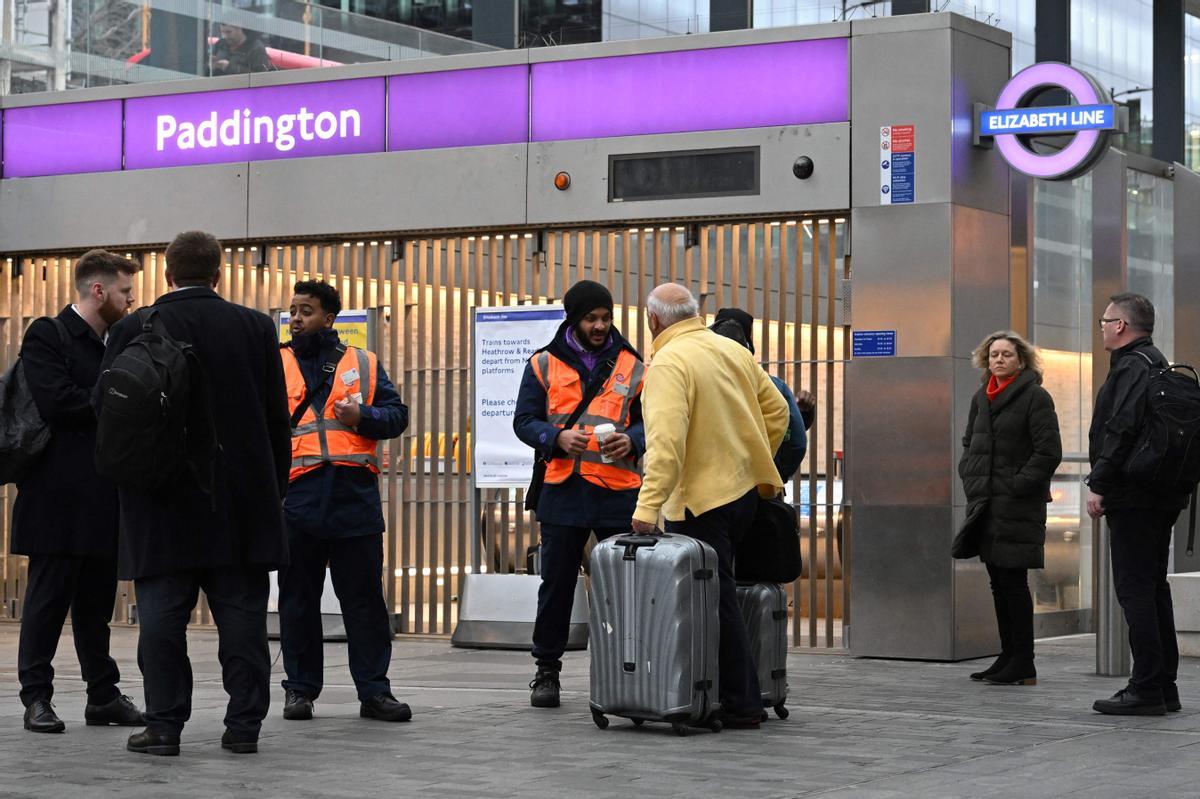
[880,124,915,205]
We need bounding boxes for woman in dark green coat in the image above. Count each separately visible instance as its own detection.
[954,330,1062,686]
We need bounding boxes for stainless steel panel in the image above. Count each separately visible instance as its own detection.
[851,11,1011,47]
[851,28,952,207]
[246,146,528,239]
[850,204,952,357]
[951,205,1012,358]
[0,163,250,251]
[950,503,1003,660]
[848,504,954,659]
[0,74,252,107]
[847,356,954,508]
[527,125,849,227]
[952,356,986,510]
[1173,162,1200,572]
[949,32,1011,215]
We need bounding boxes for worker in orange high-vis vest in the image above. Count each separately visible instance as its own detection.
[276,280,412,725]
[513,280,646,709]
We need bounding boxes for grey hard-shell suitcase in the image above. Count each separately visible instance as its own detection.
[736,582,790,719]
[588,532,723,735]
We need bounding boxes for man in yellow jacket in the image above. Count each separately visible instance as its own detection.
[631,283,789,730]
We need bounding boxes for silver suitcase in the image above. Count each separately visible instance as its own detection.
[588,533,723,735]
[736,582,790,719]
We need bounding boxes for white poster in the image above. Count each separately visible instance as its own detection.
[473,305,566,487]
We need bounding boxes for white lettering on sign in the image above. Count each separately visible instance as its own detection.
[155,107,363,153]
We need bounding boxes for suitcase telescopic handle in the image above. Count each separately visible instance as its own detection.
[615,532,665,560]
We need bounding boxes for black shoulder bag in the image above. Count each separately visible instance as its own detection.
[289,342,348,428]
[524,357,617,512]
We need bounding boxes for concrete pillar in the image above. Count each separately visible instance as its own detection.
[847,15,1012,659]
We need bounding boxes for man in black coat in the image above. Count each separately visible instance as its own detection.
[13,250,145,734]
[97,231,291,755]
[1087,293,1191,716]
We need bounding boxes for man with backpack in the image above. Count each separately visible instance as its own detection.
[96,231,291,755]
[11,250,144,734]
[277,280,412,724]
[1087,293,1194,716]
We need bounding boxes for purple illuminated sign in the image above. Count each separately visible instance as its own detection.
[388,65,528,151]
[2,100,123,178]
[530,38,848,142]
[985,62,1117,180]
[124,77,386,170]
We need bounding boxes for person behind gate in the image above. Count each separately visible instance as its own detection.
[630,283,789,730]
[513,280,646,708]
[278,280,412,723]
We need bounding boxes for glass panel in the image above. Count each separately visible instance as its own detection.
[1126,170,1175,361]
[1031,175,1093,615]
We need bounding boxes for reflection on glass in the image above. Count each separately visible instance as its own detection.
[1032,175,1093,615]
[1126,170,1174,361]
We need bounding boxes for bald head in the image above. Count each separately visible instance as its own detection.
[646,282,699,338]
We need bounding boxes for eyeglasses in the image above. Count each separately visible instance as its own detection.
[1097,317,1126,330]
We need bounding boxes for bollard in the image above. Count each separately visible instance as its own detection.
[1094,517,1130,676]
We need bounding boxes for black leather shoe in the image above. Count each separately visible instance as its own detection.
[126,728,181,756]
[23,700,65,734]
[283,689,314,721]
[221,730,258,754]
[360,693,412,722]
[529,670,561,708]
[970,654,1010,682]
[1164,683,1182,712]
[85,695,144,727]
[983,657,1037,686]
[1093,687,1167,716]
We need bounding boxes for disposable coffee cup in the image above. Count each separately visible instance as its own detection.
[593,423,616,463]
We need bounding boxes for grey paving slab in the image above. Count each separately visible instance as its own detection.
[2,623,1200,798]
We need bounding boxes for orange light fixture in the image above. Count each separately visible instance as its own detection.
[554,171,571,190]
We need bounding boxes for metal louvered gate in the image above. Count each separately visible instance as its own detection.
[0,217,849,647]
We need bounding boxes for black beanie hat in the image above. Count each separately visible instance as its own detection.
[563,280,614,327]
[713,307,755,354]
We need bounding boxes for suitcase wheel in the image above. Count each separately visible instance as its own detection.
[671,722,688,737]
[707,718,724,733]
[631,718,645,727]
[774,703,789,720]
[591,709,609,730]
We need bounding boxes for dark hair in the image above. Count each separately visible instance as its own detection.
[74,249,140,294]
[165,231,223,286]
[711,318,751,351]
[292,279,342,317]
[1110,292,1155,335]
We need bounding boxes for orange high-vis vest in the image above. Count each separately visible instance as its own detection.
[531,347,645,491]
[281,345,380,482]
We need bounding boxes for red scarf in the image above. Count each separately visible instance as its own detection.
[986,373,1018,403]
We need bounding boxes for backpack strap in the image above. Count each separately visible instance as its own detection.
[45,317,72,371]
[289,342,348,428]
[1188,487,1198,558]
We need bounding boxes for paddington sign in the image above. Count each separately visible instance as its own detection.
[0,38,850,179]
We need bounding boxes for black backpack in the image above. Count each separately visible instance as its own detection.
[94,308,219,495]
[1124,352,1200,493]
[0,318,70,485]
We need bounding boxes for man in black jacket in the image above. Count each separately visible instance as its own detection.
[13,250,144,734]
[278,280,411,723]
[1087,293,1191,716]
[98,231,291,755]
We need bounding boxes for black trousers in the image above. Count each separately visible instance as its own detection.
[666,488,762,718]
[134,567,270,737]
[279,528,393,702]
[532,524,624,671]
[984,563,1034,659]
[18,554,122,707]
[1108,507,1182,696]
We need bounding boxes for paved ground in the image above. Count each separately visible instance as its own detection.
[1,623,1199,798]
